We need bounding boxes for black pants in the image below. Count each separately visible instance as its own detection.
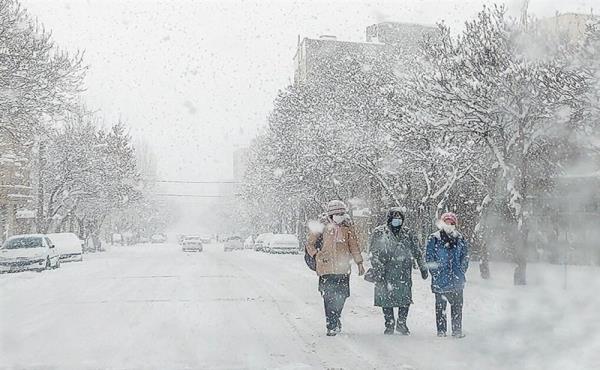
[323,291,347,330]
[435,291,463,334]
[319,274,350,331]
[382,306,409,328]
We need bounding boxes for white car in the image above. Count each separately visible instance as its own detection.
[268,234,300,254]
[47,233,84,262]
[224,236,243,252]
[182,236,203,252]
[151,233,167,243]
[254,233,273,252]
[0,234,61,272]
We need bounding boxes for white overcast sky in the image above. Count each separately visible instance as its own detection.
[22,0,597,181]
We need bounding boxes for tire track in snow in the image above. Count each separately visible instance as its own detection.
[216,250,381,370]
[208,250,329,369]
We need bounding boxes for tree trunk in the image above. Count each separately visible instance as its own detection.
[35,142,45,233]
[513,117,529,286]
[479,238,491,279]
[513,225,529,285]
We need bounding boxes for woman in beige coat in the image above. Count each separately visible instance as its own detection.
[307,200,365,336]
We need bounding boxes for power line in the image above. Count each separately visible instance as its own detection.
[152,193,241,198]
[142,179,240,184]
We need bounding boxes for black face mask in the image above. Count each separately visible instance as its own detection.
[440,230,457,248]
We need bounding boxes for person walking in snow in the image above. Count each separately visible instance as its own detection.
[426,212,469,338]
[306,200,365,336]
[368,207,428,335]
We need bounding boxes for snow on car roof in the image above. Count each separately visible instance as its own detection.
[271,234,299,242]
[6,234,47,240]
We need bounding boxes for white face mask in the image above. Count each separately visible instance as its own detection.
[332,214,345,224]
[440,222,456,235]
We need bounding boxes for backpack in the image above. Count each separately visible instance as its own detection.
[304,233,323,271]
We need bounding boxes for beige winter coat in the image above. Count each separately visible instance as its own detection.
[307,222,363,276]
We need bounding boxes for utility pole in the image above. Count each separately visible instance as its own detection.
[35,140,45,233]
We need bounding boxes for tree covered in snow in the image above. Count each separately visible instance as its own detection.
[243,5,600,285]
[0,0,85,144]
[38,113,141,248]
[412,5,588,284]
[242,52,401,236]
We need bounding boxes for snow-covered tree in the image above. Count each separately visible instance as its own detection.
[0,0,84,144]
[413,5,585,284]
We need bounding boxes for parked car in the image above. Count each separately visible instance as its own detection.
[151,233,167,243]
[268,234,300,254]
[244,236,254,250]
[254,233,273,252]
[0,234,61,272]
[181,236,203,252]
[224,236,243,252]
[47,233,84,262]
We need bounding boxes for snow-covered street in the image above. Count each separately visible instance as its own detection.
[1,243,598,370]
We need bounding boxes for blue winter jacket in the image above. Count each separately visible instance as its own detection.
[425,230,469,293]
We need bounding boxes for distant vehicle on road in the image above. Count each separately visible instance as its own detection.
[224,236,243,252]
[244,236,254,250]
[47,233,84,262]
[268,234,300,254]
[0,234,61,272]
[254,233,273,252]
[151,233,167,243]
[181,236,203,252]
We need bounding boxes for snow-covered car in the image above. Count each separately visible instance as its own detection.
[224,236,243,252]
[243,236,254,249]
[181,236,203,252]
[151,233,167,243]
[0,234,61,272]
[254,233,273,252]
[47,232,84,262]
[268,234,300,254]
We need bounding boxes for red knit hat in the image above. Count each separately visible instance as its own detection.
[441,212,458,225]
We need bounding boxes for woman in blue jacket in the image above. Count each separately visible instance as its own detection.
[426,212,469,338]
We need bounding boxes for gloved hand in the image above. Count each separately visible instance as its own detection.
[421,269,429,280]
[358,263,365,276]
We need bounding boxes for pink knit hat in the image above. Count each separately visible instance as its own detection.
[441,212,458,225]
[326,200,347,216]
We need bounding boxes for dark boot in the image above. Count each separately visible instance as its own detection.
[396,306,410,335]
[384,326,395,335]
[326,329,338,337]
[396,322,410,335]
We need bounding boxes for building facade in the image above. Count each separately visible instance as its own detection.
[293,22,437,87]
[0,140,35,242]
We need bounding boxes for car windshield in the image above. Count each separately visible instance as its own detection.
[2,237,43,249]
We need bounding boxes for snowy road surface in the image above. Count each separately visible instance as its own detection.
[1,243,598,370]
